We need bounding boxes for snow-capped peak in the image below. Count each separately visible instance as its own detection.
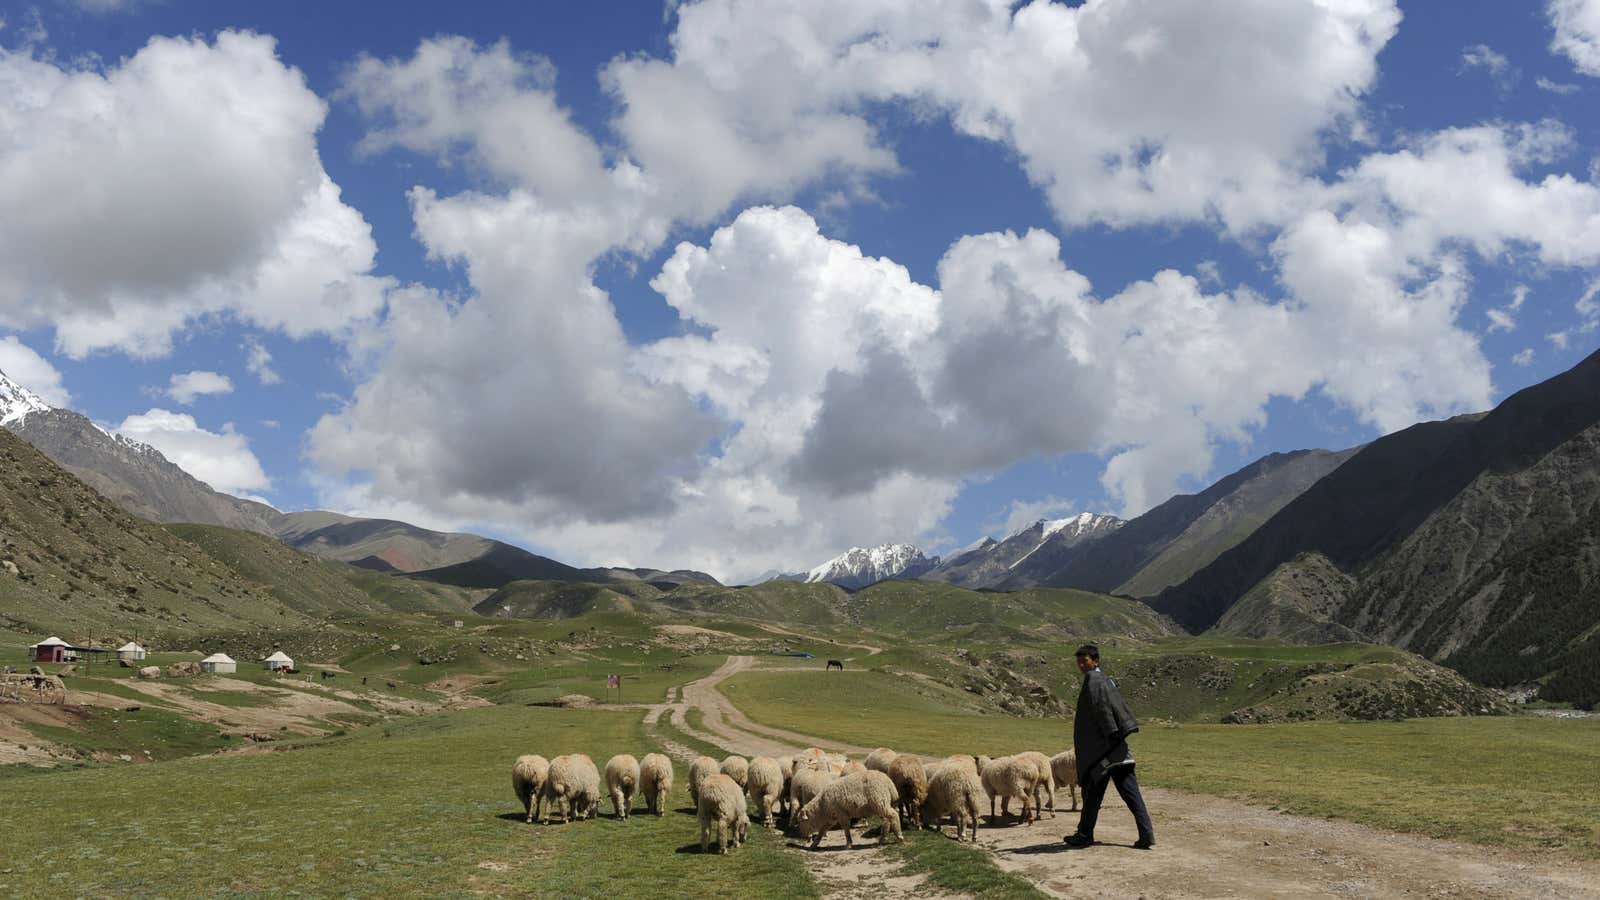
[804,543,936,588]
[0,368,52,427]
[1042,512,1120,540]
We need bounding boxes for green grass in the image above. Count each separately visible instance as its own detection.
[723,668,1600,857]
[0,704,819,898]
[186,689,281,708]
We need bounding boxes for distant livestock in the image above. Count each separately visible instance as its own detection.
[1049,749,1080,811]
[698,773,751,854]
[792,771,902,849]
[512,755,550,823]
[639,753,674,816]
[605,754,641,820]
[826,659,844,671]
[320,670,336,681]
[542,754,602,824]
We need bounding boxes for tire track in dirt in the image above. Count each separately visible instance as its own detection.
[666,656,1600,899]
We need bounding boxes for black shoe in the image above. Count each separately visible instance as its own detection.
[1062,833,1095,848]
[1133,836,1155,850]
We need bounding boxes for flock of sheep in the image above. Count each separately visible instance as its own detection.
[511,746,1081,855]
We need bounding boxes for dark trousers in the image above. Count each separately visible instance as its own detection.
[1076,764,1154,842]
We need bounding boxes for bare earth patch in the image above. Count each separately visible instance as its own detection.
[117,677,365,735]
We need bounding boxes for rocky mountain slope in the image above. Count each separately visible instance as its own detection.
[0,368,704,591]
[929,513,1124,589]
[1018,449,1357,595]
[1154,348,1600,706]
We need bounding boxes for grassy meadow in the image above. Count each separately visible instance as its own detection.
[721,667,1600,857]
[1,705,816,898]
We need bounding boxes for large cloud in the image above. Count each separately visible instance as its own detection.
[0,335,71,406]
[0,31,388,357]
[115,409,270,495]
[604,0,1400,230]
[1549,0,1600,76]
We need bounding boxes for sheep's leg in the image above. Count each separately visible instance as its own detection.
[1070,783,1078,811]
[701,822,710,854]
[809,832,822,849]
[843,822,854,848]
[718,820,728,855]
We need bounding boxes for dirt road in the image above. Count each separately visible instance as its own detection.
[651,655,1600,899]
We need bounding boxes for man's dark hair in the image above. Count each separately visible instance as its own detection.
[1074,643,1100,661]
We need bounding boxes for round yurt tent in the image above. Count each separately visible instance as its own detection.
[263,651,294,672]
[30,637,70,663]
[116,642,147,662]
[200,653,236,674]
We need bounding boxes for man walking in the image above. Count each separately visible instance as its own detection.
[1063,643,1155,849]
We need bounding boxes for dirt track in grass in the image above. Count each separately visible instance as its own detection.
[654,655,1600,899]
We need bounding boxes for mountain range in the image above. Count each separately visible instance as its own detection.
[0,371,717,593]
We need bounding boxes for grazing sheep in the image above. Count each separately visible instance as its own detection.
[605,754,641,820]
[776,755,796,817]
[887,754,927,828]
[639,752,674,816]
[689,755,721,807]
[1015,750,1056,818]
[840,760,867,777]
[720,755,750,789]
[788,766,835,821]
[792,771,902,849]
[697,773,750,855]
[512,754,550,824]
[976,755,1038,824]
[746,756,785,826]
[1049,749,1080,812]
[542,754,602,824]
[863,747,897,774]
[922,760,984,842]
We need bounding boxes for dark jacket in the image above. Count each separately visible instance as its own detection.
[1074,667,1139,784]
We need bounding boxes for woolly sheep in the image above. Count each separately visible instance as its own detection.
[840,760,867,777]
[746,756,785,827]
[698,773,750,855]
[792,771,902,849]
[776,755,796,817]
[1015,750,1056,818]
[788,766,835,821]
[1049,749,1080,812]
[512,754,549,824]
[639,752,674,816]
[976,755,1038,824]
[863,747,897,774]
[887,754,927,828]
[794,748,830,772]
[605,754,640,820]
[542,753,602,824]
[689,755,721,807]
[720,755,750,788]
[922,760,983,842]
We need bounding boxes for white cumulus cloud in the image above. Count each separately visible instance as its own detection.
[0,31,389,358]
[0,335,71,406]
[115,409,270,495]
[1549,0,1600,76]
[165,370,234,404]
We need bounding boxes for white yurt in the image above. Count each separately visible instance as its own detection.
[116,642,147,662]
[200,653,236,674]
[262,651,294,672]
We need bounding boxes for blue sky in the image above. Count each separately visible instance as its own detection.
[2,0,1599,580]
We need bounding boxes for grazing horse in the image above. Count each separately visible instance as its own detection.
[320,670,336,681]
[826,659,844,671]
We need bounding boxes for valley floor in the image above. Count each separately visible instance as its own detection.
[663,655,1600,899]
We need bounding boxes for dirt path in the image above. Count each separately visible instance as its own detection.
[663,656,1600,899]
[643,658,957,899]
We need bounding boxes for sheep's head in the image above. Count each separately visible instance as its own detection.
[976,755,992,771]
[793,798,823,836]
[734,813,750,845]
